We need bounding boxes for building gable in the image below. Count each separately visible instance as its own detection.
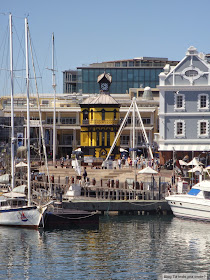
[162,46,210,87]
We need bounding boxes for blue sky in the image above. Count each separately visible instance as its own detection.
[1,0,210,93]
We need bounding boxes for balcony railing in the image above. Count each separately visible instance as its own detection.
[82,119,120,125]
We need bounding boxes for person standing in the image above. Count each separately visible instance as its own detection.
[83,167,87,182]
[118,158,121,169]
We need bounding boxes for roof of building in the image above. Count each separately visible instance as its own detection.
[81,94,119,105]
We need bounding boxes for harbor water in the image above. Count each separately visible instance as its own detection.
[0,215,210,280]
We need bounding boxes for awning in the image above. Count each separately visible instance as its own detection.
[159,144,210,151]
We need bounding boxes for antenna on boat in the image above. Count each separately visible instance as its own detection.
[9,13,15,190]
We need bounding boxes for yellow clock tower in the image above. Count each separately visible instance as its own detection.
[80,73,120,160]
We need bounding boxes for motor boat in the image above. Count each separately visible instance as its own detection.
[166,180,210,221]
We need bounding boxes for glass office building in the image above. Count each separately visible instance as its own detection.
[63,57,179,94]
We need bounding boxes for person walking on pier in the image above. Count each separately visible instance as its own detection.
[83,167,87,182]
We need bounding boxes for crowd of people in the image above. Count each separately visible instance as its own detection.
[117,155,160,172]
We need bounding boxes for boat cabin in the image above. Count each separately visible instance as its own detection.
[0,196,27,209]
[189,180,210,199]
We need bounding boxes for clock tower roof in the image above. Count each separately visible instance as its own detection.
[81,93,119,106]
[97,72,112,83]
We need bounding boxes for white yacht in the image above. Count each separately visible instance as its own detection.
[0,185,47,228]
[166,180,210,221]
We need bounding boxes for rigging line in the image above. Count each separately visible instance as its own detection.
[0,22,9,61]
[30,38,43,81]
[40,36,52,92]
[27,31,45,93]
[1,34,10,97]
[0,24,9,74]
[14,25,25,91]
[13,24,25,67]
[28,23,51,192]
[53,46,61,92]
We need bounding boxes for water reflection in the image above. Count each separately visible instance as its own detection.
[0,216,209,280]
[0,227,42,280]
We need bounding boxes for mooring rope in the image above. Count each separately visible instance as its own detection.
[48,211,98,220]
[128,201,161,207]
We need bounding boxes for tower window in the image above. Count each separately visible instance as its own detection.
[83,110,88,120]
[102,109,105,121]
[102,131,105,146]
[96,131,100,146]
[113,109,117,120]
[107,131,110,146]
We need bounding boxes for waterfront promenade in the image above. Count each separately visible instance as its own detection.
[36,162,174,215]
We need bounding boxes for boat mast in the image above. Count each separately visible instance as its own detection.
[9,14,15,190]
[28,26,52,195]
[52,33,56,166]
[25,18,31,206]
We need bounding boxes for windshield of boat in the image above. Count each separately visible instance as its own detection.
[188,188,200,196]
[204,191,210,199]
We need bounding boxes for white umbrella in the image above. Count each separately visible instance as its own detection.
[120,148,128,152]
[15,161,28,168]
[74,147,81,152]
[188,166,206,173]
[138,166,158,174]
[205,165,210,170]
[179,160,188,166]
[187,157,203,166]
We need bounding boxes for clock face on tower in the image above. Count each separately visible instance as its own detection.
[101,83,109,91]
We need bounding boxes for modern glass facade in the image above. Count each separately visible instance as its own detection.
[78,68,163,94]
[63,57,179,94]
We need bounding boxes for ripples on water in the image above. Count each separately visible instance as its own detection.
[0,215,210,280]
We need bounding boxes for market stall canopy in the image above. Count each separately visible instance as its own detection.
[205,165,210,170]
[138,166,158,174]
[188,166,207,173]
[179,160,188,166]
[120,148,128,152]
[0,174,10,184]
[187,158,203,166]
[15,161,28,168]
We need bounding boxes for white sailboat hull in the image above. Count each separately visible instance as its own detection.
[0,205,46,228]
[166,195,210,221]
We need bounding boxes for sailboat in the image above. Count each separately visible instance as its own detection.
[0,15,47,228]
